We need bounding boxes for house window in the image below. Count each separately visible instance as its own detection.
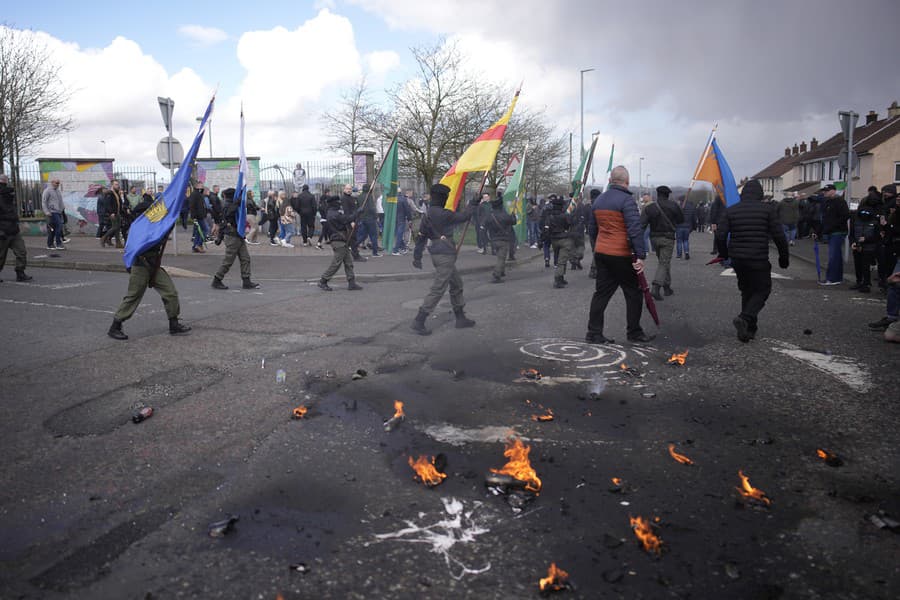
[895,162,900,182]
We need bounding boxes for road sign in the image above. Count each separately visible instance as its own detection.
[837,149,858,172]
[156,136,184,169]
[158,97,174,132]
[838,111,858,140]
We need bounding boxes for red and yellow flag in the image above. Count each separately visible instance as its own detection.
[440,87,521,210]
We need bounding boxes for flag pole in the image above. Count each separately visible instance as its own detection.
[454,170,491,254]
[684,123,717,206]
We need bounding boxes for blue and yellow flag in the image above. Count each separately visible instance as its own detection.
[235,106,248,238]
[695,138,740,207]
[123,95,214,268]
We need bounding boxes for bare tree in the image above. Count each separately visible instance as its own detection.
[320,76,376,156]
[487,106,569,197]
[0,25,73,187]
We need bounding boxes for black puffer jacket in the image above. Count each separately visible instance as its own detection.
[717,179,788,265]
[822,194,849,235]
[484,201,516,241]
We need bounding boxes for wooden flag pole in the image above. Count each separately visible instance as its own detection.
[683,123,717,207]
[454,170,492,254]
[348,130,400,244]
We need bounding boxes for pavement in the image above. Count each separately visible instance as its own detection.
[1,228,898,599]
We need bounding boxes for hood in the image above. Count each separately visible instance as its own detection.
[740,180,764,203]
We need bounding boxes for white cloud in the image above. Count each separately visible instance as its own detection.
[364,50,400,78]
[178,24,228,46]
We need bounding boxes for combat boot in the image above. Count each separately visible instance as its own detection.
[107,319,128,340]
[318,279,333,291]
[242,278,261,289]
[211,277,228,290]
[16,270,32,282]
[454,307,476,328]
[663,285,674,297]
[491,275,502,284]
[411,309,431,335]
[347,280,363,291]
[651,284,664,300]
[169,318,192,335]
[554,276,566,289]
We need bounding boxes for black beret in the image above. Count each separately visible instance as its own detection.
[656,185,672,196]
[430,183,451,197]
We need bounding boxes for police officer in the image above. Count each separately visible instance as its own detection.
[318,194,364,291]
[410,183,478,335]
[641,185,684,300]
[211,187,260,290]
[0,174,32,283]
[484,193,517,283]
[108,193,191,340]
[541,194,574,288]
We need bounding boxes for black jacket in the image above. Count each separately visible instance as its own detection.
[717,180,788,265]
[821,195,849,235]
[572,201,592,237]
[189,190,207,220]
[540,203,573,240]
[641,197,684,237]
[297,190,317,216]
[326,204,358,242]
[0,182,19,237]
[484,203,517,241]
[414,203,474,257]
[850,212,879,253]
[679,199,697,229]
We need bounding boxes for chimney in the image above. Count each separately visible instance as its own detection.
[799,141,807,154]
[866,110,878,125]
[810,137,818,151]
[792,143,799,156]
[784,147,791,157]
[889,101,900,119]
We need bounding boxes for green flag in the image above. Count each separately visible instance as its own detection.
[503,146,528,241]
[607,142,615,172]
[570,136,598,212]
[378,137,400,254]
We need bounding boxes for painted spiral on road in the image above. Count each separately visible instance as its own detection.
[515,338,627,369]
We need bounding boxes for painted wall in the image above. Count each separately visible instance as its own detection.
[195,158,261,200]
[37,159,114,229]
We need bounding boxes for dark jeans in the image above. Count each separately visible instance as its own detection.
[268,217,278,242]
[825,233,846,283]
[852,250,874,287]
[731,258,772,329]
[47,213,63,247]
[300,213,316,242]
[587,253,644,337]
[357,219,379,254]
[675,226,691,257]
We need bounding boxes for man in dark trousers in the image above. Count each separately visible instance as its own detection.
[641,185,684,299]
[318,194,363,291]
[484,193,517,283]
[0,174,32,282]
[339,184,366,261]
[410,184,478,335]
[570,193,592,270]
[585,166,653,344]
[211,188,260,290]
[716,179,789,343]
[296,184,317,246]
[812,184,850,285]
[541,194,574,288]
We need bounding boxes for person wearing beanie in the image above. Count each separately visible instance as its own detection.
[715,179,789,342]
[318,194,364,291]
[410,183,479,334]
[211,187,260,291]
[640,185,684,299]
[483,193,517,283]
[540,194,575,288]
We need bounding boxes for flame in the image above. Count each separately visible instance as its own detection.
[292,405,308,419]
[408,455,447,487]
[521,368,542,380]
[668,444,694,465]
[531,408,554,422]
[816,448,827,460]
[538,562,569,592]
[392,400,405,418]
[667,350,689,365]
[620,363,628,371]
[630,515,663,555]
[611,477,622,486]
[489,437,542,493]
[736,470,771,505]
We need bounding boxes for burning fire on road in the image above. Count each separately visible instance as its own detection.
[630,515,663,555]
[291,405,308,420]
[667,444,694,465]
[383,400,405,432]
[408,455,447,488]
[667,350,689,365]
[538,562,572,593]
[531,408,554,422]
[736,470,771,506]
[816,448,843,467]
[489,437,541,494]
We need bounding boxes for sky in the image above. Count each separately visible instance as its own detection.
[4,0,899,187]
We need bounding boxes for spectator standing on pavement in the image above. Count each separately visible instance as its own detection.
[391,189,413,255]
[777,192,800,246]
[41,178,66,250]
[280,200,297,248]
[716,179,790,343]
[849,205,879,293]
[264,190,279,246]
[675,193,697,260]
[211,187,261,290]
[813,184,850,286]
[297,184,317,246]
[316,188,331,249]
[641,185,683,300]
[585,165,653,344]
[100,180,127,249]
[188,184,208,253]
[292,163,307,191]
[0,174,33,282]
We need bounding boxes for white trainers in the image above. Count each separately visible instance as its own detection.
[283,242,295,248]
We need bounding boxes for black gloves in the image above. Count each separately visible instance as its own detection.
[412,258,422,269]
[778,256,789,269]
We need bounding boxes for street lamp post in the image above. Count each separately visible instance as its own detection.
[100,140,107,159]
[197,117,213,157]
[580,68,595,158]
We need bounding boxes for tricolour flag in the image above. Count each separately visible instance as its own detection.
[569,135,598,212]
[123,95,214,268]
[694,137,740,207]
[502,145,528,241]
[378,137,400,254]
[440,86,521,210]
[235,106,248,238]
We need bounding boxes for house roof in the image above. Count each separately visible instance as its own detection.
[784,181,821,193]
[753,152,803,179]
[799,114,900,163]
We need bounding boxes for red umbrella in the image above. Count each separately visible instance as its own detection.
[634,258,660,326]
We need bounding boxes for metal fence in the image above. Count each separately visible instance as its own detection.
[258,160,353,196]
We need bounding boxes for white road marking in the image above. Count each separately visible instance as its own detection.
[6,281,99,290]
[423,424,618,447]
[721,268,790,280]
[769,340,872,393]
[0,298,114,314]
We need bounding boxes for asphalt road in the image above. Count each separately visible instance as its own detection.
[1,244,898,599]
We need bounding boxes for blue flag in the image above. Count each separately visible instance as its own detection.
[695,137,740,207]
[123,95,215,268]
[235,106,248,238]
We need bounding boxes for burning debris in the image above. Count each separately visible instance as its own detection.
[207,514,239,538]
[735,470,771,507]
[539,562,573,593]
[531,409,554,422]
[619,363,641,377]
[667,350,689,366]
[408,455,447,488]
[291,405,309,420]
[816,448,844,467]
[630,515,663,555]
[667,444,694,465]
[521,368,542,380]
[486,437,541,513]
[383,400,405,432]
[609,477,624,493]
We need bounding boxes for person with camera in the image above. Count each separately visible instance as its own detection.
[410,183,478,335]
[210,188,260,290]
